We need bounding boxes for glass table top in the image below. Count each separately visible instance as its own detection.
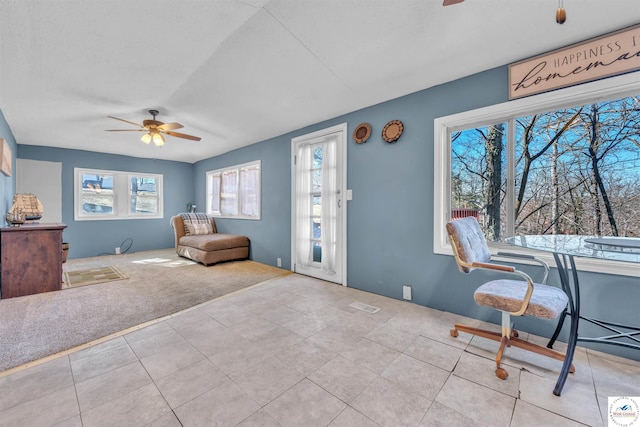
[506,235,640,264]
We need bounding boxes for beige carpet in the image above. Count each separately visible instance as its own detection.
[63,265,128,288]
[0,249,291,372]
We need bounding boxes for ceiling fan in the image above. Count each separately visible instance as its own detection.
[105,109,202,146]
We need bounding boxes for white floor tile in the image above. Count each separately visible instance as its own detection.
[2,272,637,427]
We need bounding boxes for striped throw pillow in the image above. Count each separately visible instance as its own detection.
[181,213,214,235]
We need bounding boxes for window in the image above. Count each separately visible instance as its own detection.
[310,145,323,263]
[434,72,640,275]
[206,160,261,220]
[74,168,163,220]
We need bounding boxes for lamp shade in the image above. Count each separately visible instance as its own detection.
[153,132,165,146]
[141,133,152,144]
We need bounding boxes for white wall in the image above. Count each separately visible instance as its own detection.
[16,158,62,223]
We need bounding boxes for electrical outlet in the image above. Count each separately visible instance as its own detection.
[277,257,282,267]
[115,247,121,255]
[402,285,412,300]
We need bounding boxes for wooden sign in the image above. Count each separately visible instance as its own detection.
[509,23,640,100]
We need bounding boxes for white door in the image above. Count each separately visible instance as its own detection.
[291,123,347,284]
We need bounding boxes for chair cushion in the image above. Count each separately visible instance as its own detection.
[179,233,249,251]
[474,279,568,319]
[446,217,492,272]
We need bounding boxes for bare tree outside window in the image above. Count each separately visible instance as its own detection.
[451,95,640,240]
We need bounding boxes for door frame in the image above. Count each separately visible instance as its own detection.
[290,122,348,286]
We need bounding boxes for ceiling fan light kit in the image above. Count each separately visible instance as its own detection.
[105,109,201,146]
[140,131,165,146]
[152,132,165,146]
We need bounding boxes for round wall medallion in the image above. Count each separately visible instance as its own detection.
[353,122,371,144]
[382,119,404,143]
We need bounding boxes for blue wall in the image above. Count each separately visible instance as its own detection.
[12,65,640,361]
[194,137,291,266]
[195,65,640,361]
[192,66,508,283]
[0,110,17,217]
[17,145,194,259]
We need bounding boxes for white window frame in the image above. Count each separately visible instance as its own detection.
[206,160,261,220]
[434,72,640,276]
[74,168,163,221]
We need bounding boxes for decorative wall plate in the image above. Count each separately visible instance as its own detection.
[353,122,371,144]
[382,119,404,143]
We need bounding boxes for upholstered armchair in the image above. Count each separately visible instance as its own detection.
[170,213,249,266]
[446,216,573,380]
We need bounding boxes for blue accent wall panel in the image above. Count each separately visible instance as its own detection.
[193,65,639,361]
[17,145,193,259]
[343,68,509,302]
[194,136,291,267]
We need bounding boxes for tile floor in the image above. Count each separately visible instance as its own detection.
[1,273,639,427]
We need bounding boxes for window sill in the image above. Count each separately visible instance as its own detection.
[436,241,640,278]
[209,214,260,221]
[75,215,163,221]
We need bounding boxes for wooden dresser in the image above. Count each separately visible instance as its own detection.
[1,223,67,299]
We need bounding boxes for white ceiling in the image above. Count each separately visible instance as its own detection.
[1,1,639,163]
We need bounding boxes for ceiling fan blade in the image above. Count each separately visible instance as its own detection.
[164,130,201,141]
[443,0,464,5]
[157,122,184,132]
[107,116,144,128]
[105,129,146,132]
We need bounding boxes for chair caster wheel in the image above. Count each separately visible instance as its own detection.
[450,329,459,337]
[496,368,509,380]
